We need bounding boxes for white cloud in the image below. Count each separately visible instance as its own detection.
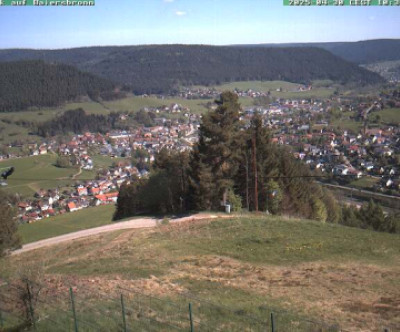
[175,11,186,16]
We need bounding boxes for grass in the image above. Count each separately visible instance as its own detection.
[197,80,335,100]
[90,154,129,168]
[211,80,301,92]
[330,117,363,133]
[18,204,116,244]
[148,216,400,266]
[375,108,400,124]
[0,155,78,198]
[1,215,399,330]
[104,96,212,114]
[349,176,379,190]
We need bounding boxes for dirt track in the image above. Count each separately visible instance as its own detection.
[12,213,224,256]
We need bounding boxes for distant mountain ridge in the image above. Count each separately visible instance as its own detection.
[0,60,116,112]
[0,43,386,94]
[239,39,400,64]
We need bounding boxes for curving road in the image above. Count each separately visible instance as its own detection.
[12,213,225,256]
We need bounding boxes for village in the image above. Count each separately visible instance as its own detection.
[1,88,399,224]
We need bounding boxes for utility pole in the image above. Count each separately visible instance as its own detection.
[252,135,258,212]
[244,152,249,211]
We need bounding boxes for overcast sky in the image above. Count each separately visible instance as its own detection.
[0,0,399,49]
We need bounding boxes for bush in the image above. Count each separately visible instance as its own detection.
[0,191,21,256]
[311,198,328,223]
[227,189,242,212]
[265,180,282,215]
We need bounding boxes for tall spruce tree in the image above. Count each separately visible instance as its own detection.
[236,112,280,211]
[189,91,242,210]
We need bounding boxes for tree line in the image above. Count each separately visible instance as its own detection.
[36,109,127,137]
[0,60,118,112]
[0,46,384,95]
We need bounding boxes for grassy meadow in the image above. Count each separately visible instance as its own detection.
[1,215,399,331]
[204,80,336,99]
[18,204,116,244]
[0,155,80,198]
[376,107,400,124]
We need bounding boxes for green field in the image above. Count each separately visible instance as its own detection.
[0,155,79,198]
[329,117,363,133]
[210,80,301,92]
[349,176,379,190]
[104,96,213,115]
[0,154,128,198]
[1,215,399,331]
[375,108,400,124]
[18,204,116,244]
[200,80,335,99]
[90,154,128,168]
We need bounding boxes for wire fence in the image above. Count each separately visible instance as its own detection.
[0,279,396,332]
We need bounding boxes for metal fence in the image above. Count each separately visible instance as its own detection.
[0,280,395,332]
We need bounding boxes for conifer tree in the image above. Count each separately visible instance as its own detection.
[189,91,242,210]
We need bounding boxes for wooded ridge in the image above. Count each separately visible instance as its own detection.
[0,45,384,95]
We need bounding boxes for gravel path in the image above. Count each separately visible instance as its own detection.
[12,213,224,256]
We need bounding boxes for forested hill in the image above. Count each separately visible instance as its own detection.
[0,60,117,112]
[242,39,400,65]
[0,45,383,94]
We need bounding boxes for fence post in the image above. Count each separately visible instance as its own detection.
[121,294,127,332]
[270,312,275,332]
[26,281,36,331]
[189,302,194,332]
[69,287,79,332]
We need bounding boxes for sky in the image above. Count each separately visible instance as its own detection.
[0,0,399,49]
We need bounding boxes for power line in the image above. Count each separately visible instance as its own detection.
[4,173,400,181]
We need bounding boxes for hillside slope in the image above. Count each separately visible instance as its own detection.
[242,39,400,64]
[0,45,384,94]
[0,60,116,112]
[1,215,399,331]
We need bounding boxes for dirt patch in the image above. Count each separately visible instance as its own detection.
[168,256,400,331]
[41,274,186,300]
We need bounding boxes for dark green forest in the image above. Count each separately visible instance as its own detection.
[36,109,126,137]
[0,60,117,112]
[245,39,400,65]
[0,45,384,94]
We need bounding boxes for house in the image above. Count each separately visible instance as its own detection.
[333,165,349,175]
[94,192,118,205]
[37,201,49,211]
[105,192,118,203]
[67,202,78,212]
[88,187,101,195]
[347,168,363,179]
[39,146,48,155]
[18,202,32,212]
[76,186,88,196]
